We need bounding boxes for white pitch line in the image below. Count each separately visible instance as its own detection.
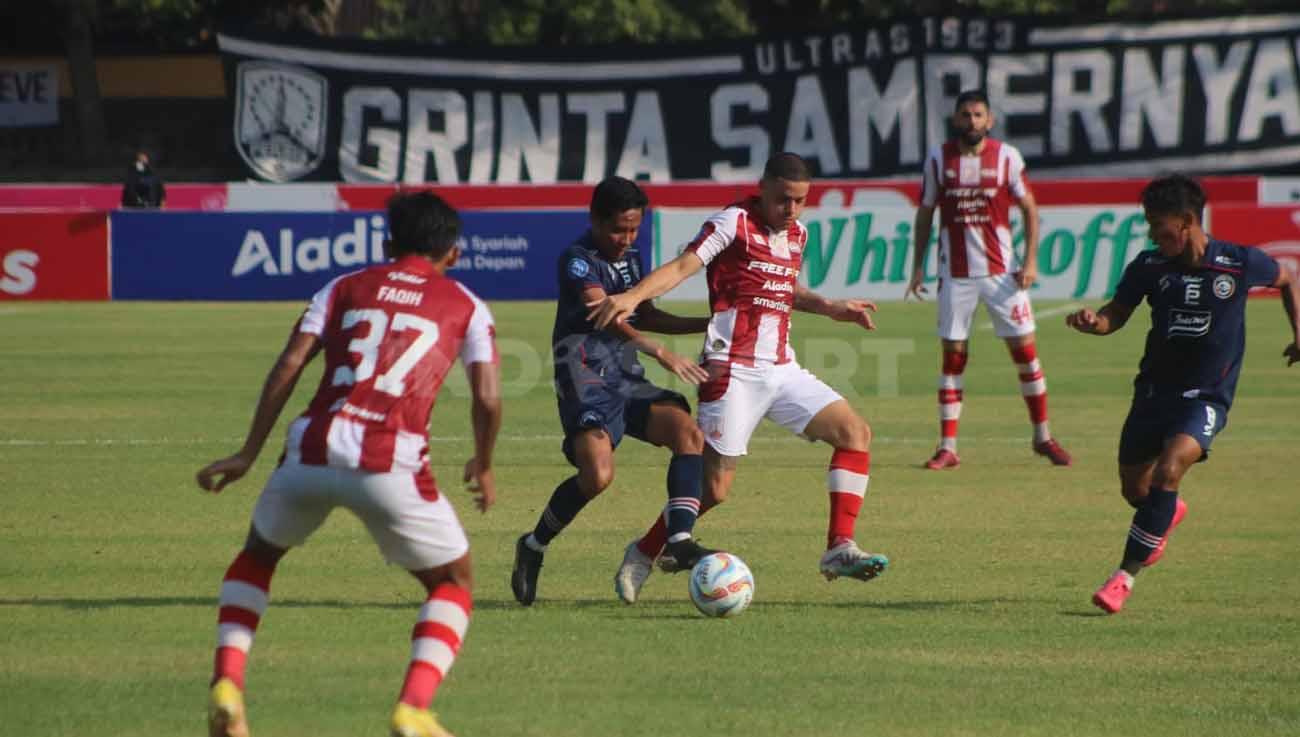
[979,302,1082,331]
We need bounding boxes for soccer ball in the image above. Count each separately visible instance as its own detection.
[688,552,754,618]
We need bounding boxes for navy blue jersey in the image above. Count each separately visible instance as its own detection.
[1112,239,1279,408]
[552,232,645,380]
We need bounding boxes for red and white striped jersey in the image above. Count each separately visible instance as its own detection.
[920,138,1029,279]
[283,254,497,486]
[685,197,805,366]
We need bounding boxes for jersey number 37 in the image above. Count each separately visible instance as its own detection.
[333,309,442,396]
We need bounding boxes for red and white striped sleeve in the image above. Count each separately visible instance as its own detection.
[456,283,498,366]
[296,274,346,336]
[684,208,740,266]
[920,146,943,208]
[1004,144,1029,201]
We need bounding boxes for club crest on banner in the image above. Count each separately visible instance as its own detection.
[234,62,328,182]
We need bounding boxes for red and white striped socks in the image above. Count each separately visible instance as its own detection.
[211,551,471,711]
[937,350,967,452]
[213,550,276,689]
[398,582,472,709]
[1010,342,1051,443]
[827,448,870,547]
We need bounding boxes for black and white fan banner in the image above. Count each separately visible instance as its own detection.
[219,14,1300,183]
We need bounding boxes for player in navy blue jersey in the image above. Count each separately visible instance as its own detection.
[1066,174,1300,614]
[511,176,715,606]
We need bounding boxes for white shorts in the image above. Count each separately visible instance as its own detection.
[252,460,469,571]
[937,272,1036,340]
[696,360,844,457]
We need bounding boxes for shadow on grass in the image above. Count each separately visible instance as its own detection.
[0,596,413,611]
[0,595,685,612]
[0,595,1059,617]
[483,596,1032,616]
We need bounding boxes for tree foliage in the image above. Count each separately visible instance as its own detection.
[362,0,1300,46]
[9,0,1295,52]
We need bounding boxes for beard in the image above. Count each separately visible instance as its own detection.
[960,128,986,146]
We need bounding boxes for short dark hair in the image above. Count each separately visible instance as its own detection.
[955,89,990,111]
[1141,174,1206,221]
[590,176,649,220]
[762,152,811,182]
[386,190,461,258]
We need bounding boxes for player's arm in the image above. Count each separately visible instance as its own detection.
[1015,190,1041,289]
[909,153,940,300]
[1065,300,1136,336]
[463,360,502,512]
[794,284,877,331]
[588,251,705,329]
[633,301,710,335]
[457,290,503,512]
[197,331,321,493]
[585,286,708,384]
[909,204,936,299]
[1273,264,1300,366]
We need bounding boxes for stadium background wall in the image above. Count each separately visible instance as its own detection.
[1,179,1296,303]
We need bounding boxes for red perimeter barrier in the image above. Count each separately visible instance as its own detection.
[0,211,110,300]
[0,176,1261,212]
[1210,204,1300,296]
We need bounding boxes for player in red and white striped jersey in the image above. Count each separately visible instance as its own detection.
[908,90,1072,470]
[196,192,501,737]
[593,153,890,591]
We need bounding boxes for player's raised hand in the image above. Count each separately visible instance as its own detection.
[830,299,877,330]
[462,456,496,513]
[1284,342,1300,366]
[1065,308,1100,333]
[196,452,255,493]
[905,272,928,301]
[586,292,638,329]
[654,349,710,385]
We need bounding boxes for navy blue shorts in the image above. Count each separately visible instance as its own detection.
[1118,394,1228,466]
[556,371,689,466]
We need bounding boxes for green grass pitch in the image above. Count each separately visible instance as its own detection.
[2,299,1298,736]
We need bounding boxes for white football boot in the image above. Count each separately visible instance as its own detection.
[614,541,654,604]
[819,539,889,582]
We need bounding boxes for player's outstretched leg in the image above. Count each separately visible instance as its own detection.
[926,348,966,469]
[802,401,889,583]
[512,474,591,606]
[1092,485,1180,613]
[819,448,889,582]
[517,430,614,605]
[391,579,471,737]
[1009,340,1072,466]
[659,444,716,571]
[1093,443,1196,613]
[208,544,280,737]
[617,408,716,603]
